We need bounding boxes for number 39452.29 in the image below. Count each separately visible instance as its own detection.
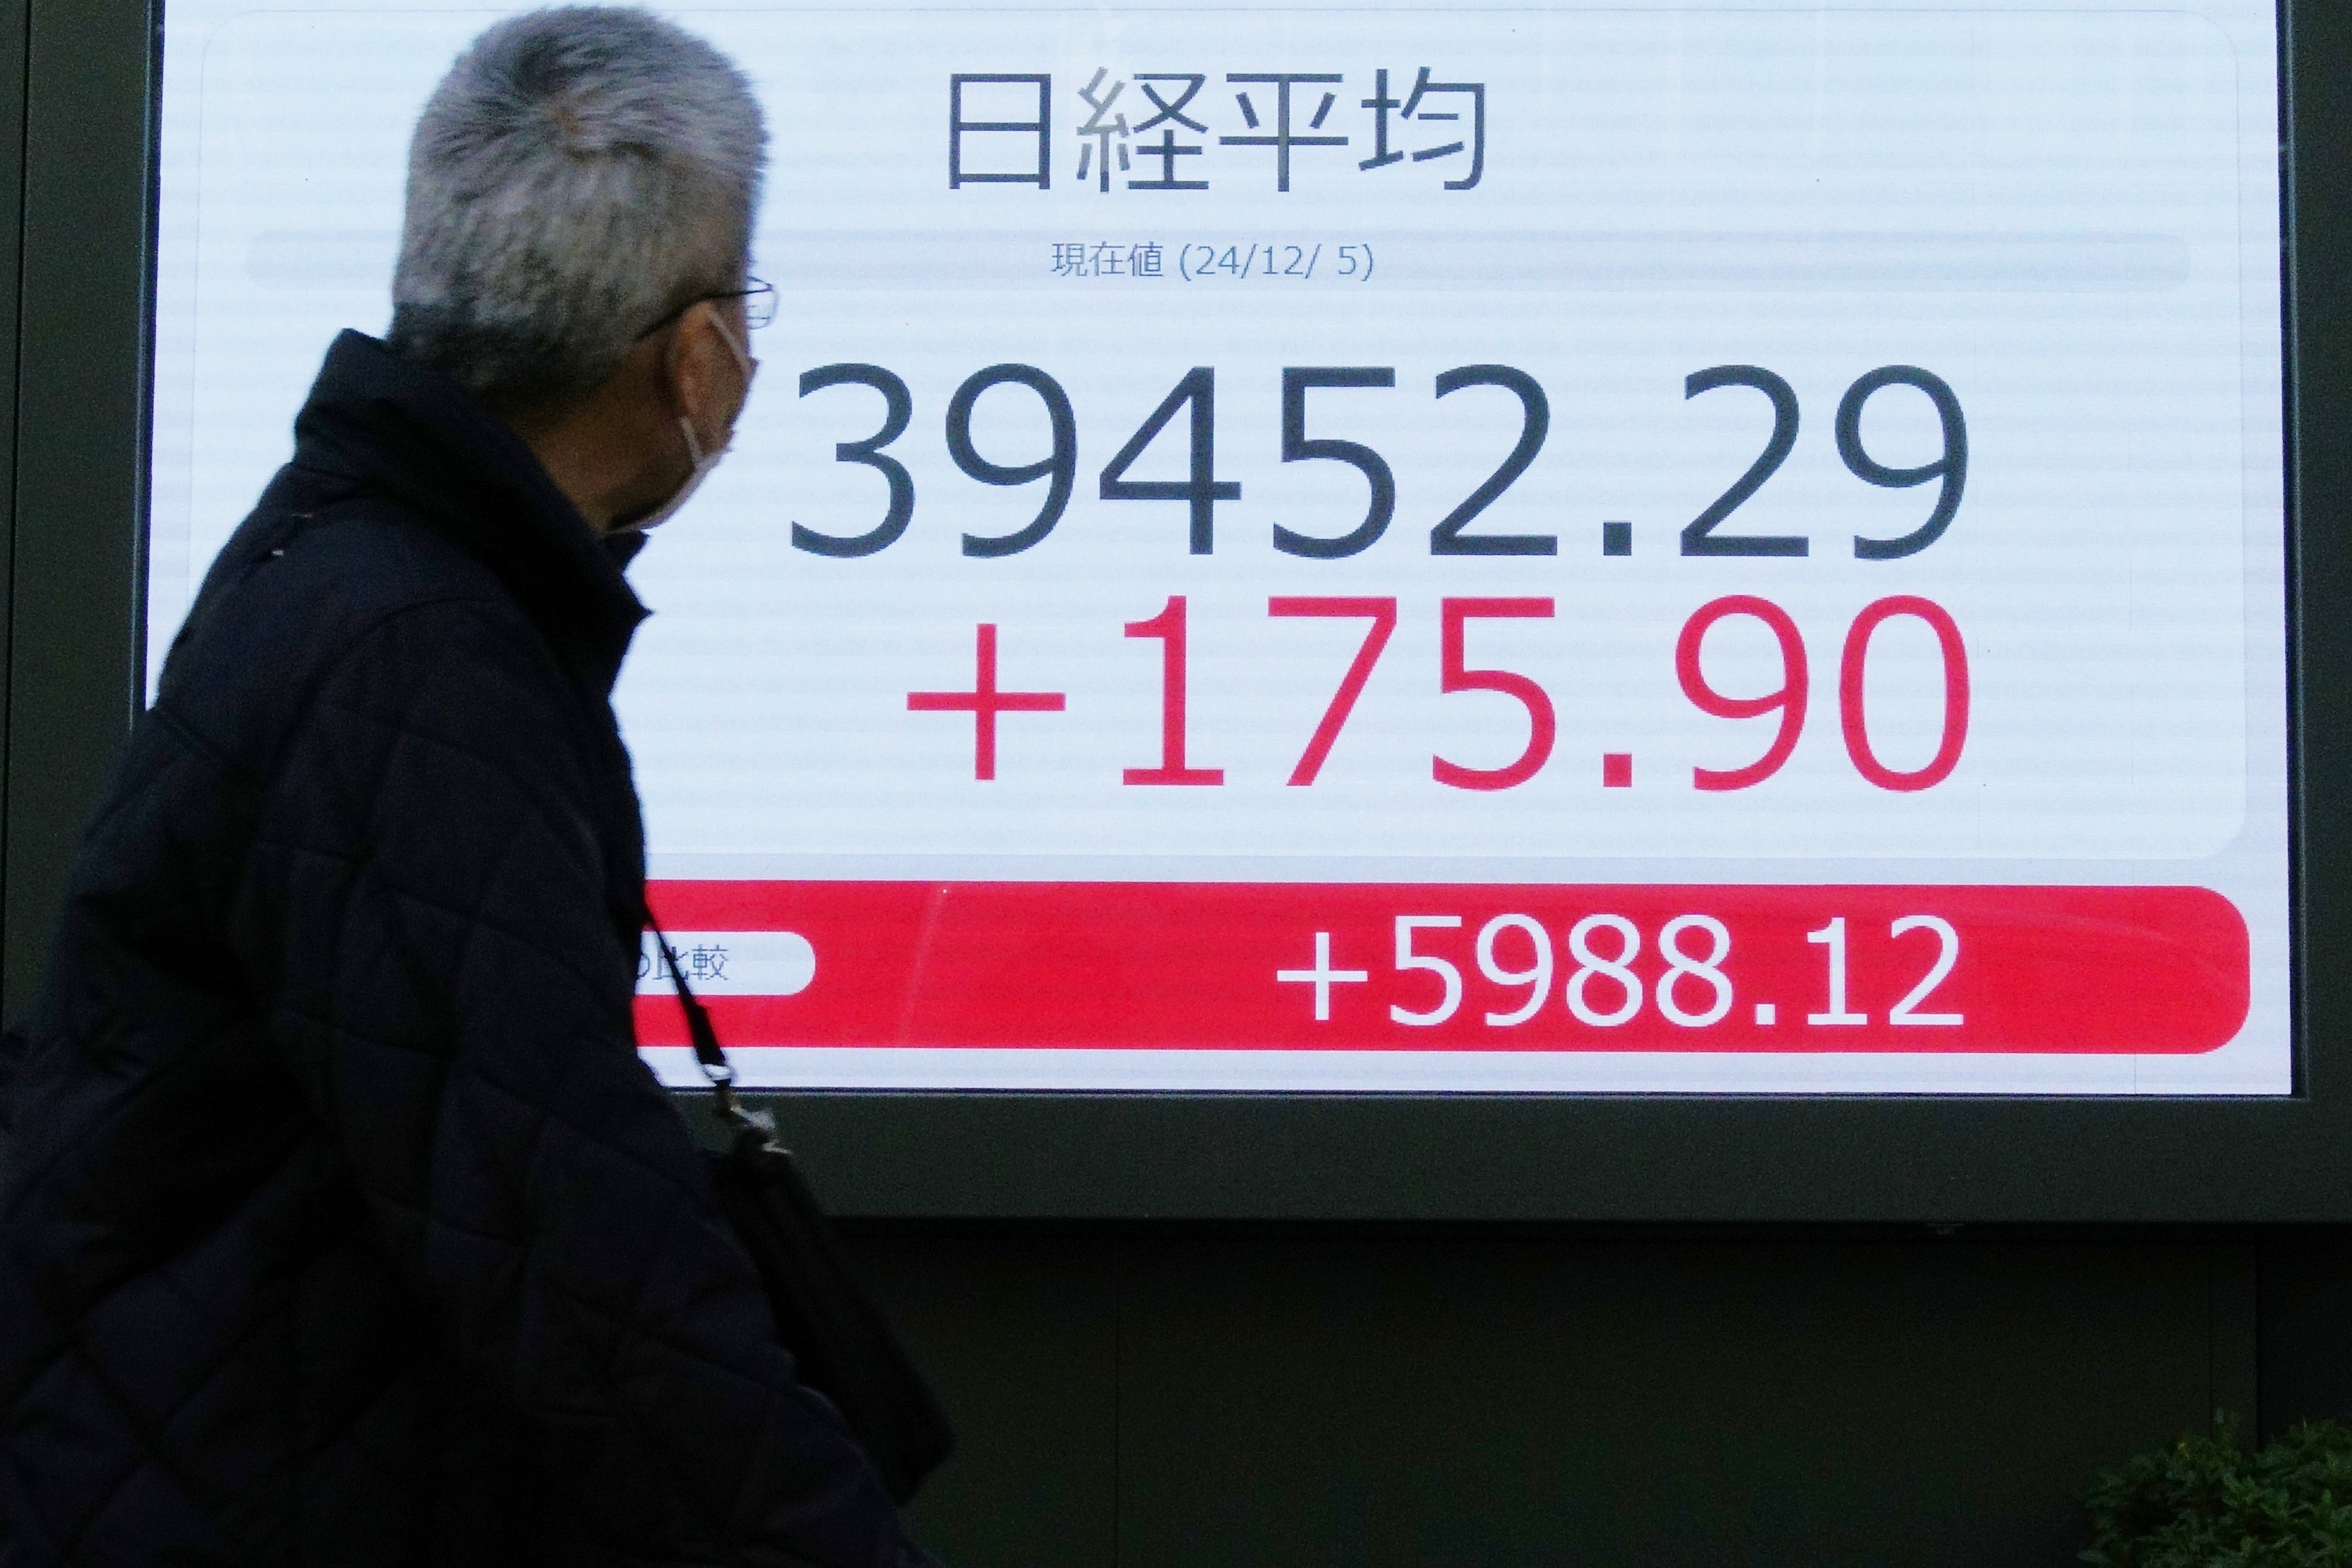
[791,362,1966,562]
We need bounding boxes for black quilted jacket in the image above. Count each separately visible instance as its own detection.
[0,332,926,1568]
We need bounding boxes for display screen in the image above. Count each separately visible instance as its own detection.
[148,1,2289,1094]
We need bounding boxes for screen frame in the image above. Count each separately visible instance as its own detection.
[9,0,2346,1220]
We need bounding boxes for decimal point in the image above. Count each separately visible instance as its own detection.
[1602,520,1632,557]
[1602,753,1633,789]
[1755,1003,1777,1025]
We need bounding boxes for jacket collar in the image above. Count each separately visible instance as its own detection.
[289,330,649,698]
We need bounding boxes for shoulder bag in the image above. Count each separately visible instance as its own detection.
[657,936,956,1504]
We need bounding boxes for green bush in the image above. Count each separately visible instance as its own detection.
[2084,1417,2352,1566]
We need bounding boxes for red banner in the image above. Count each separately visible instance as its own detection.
[638,882,2247,1054]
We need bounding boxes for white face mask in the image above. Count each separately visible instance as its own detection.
[624,313,756,534]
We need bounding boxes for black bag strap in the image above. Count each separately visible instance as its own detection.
[652,927,959,1503]
[652,927,771,1138]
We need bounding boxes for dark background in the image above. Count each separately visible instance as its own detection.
[2,0,2347,1561]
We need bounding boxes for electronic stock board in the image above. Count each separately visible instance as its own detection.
[148,1,2290,1110]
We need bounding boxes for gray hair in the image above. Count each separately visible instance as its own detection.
[387,7,765,411]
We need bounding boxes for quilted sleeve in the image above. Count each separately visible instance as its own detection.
[230,599,916,1568]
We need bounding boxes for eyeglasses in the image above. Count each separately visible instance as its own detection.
[637,276,777,341]
[720,277,777,331]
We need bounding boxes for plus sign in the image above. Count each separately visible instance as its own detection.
[908,622,1067,780]
[1276,931,1369,1022]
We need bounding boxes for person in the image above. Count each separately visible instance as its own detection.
[0,10,938,1566]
